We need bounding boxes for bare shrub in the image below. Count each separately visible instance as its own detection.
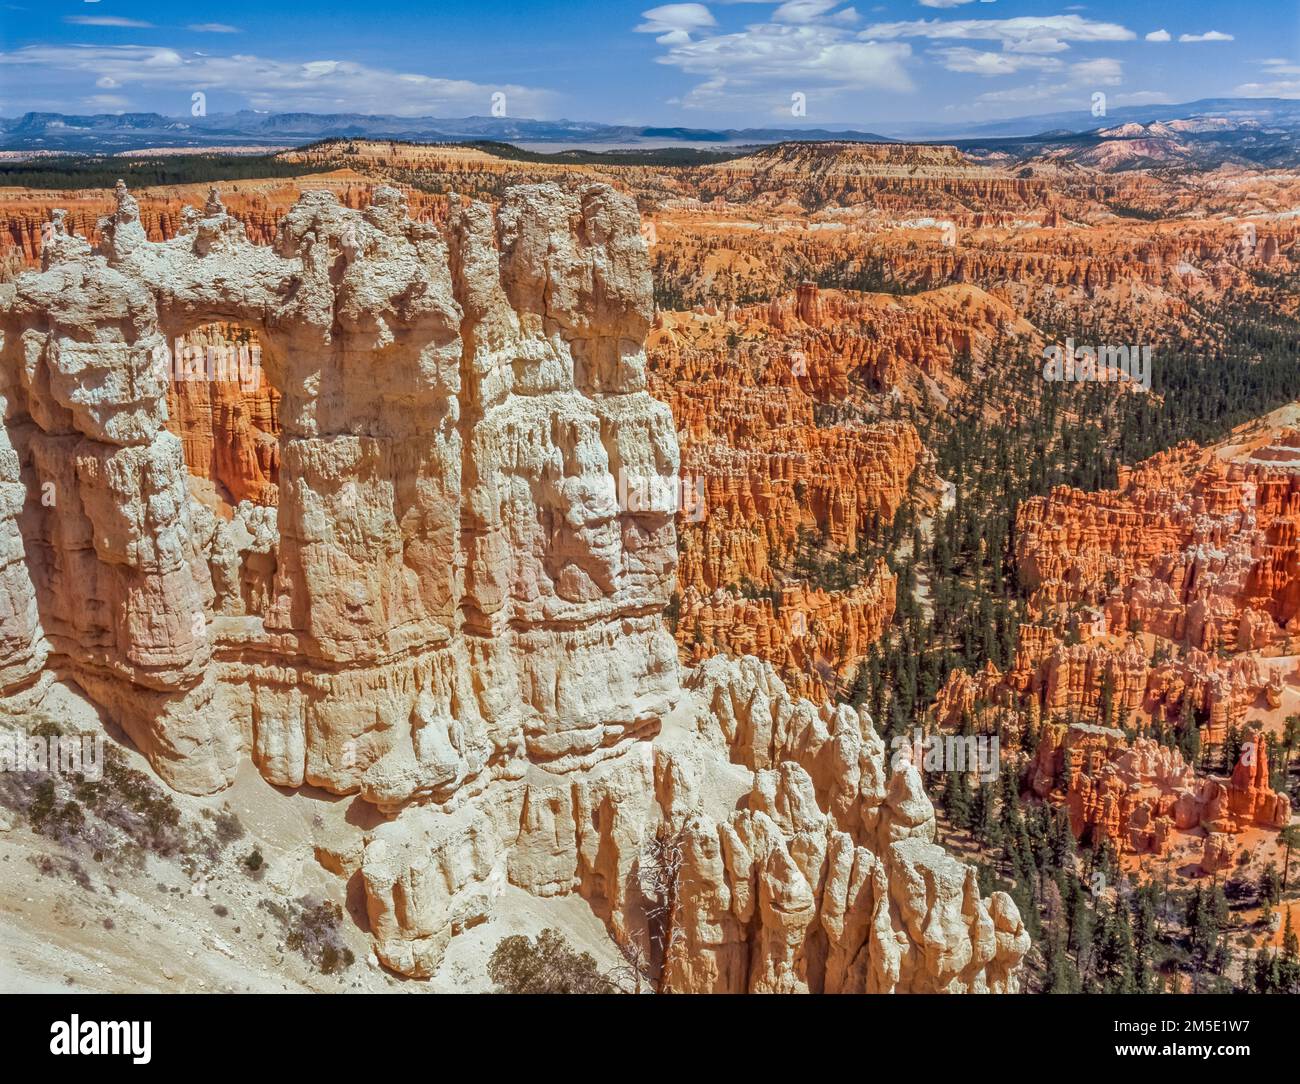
[487,928,621,994]
[637,823,687,988]
[260,896,355,975]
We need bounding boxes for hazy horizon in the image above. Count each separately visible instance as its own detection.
[2,1,1296,131]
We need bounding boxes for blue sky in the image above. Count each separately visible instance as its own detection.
[1,1,1297,126]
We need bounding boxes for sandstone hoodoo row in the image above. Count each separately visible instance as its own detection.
[932,624,1281,748]
[647,287,931,703]
[1023,720,1290,864]
[0,178,451,267]
[930,431,1300,865]
[0,180,1028,991]
[1017,449,1300,656]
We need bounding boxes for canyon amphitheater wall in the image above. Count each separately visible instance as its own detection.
[0,180,1028,992]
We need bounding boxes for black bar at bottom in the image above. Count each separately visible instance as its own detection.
[0,992,1290,1069]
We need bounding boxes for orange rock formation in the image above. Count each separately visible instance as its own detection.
[647,286,930,698]
[1027,720,1290,859]
[1017,449,1300,655]
[163,324,281,511]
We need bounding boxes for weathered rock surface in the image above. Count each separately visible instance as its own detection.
[647,294,930,699]
[0,178,681,796]
[360,654,1030,989]
[0,179,450,266]
[660,655,1029,992]
[933,624,1275,747]
[1025,719,1289,859]
[0,179,1027,992]
[1017,449,1300,657]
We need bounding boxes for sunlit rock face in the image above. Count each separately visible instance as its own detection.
[0,179,680,799]
[0,180,1027,992]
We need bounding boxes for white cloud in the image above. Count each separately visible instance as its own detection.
[641,5,913,113]
[1178,31,1233,43]
[774,0,854,22]
[972,56,1122,106]
[641,7,1144,116]
[933,46,1061,76]
[0,44,559,117]
[1069,56,1122,84]
[84,93,130,110]
[187,23,242,34]
[1234,56,1300,94]
[637,4,718,41]
[1235,79,1300,98]
[863,14,1135,55]
[64,15,154,27]
[971,82,1064,104]
[1144,29,1170,43]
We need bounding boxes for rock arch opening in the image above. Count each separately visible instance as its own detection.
[164,321,281,517]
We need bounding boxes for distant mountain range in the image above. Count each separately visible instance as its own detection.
[884,97,1300,140]
[3,98,1300,155]
[0,110,890,152]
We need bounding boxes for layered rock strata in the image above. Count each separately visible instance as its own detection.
[0,180,1027,991]
[1017,450,1300,655]
[1026,720,1290,859]
[0,179,681,797]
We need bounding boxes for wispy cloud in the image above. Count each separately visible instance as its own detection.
[0,44,558,116]
[186,23,242,34]
[1235,57,1300,98]
[63,15,154,27]
[862,14,1135,54]
[1113,90,1174,105]
[969,55,1122,106]
[773,0,859,24]
[636,3,717,45]
[1178,31,1233,43]
[933,46,1062,76]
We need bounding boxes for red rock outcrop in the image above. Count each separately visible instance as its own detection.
[731,281,1034,392]
[1026,720,1290,860]
[932,624,1272,744]
[690,142,1061,213]
[676,564,897,701]
[647,295,927,699]
[1017,451,1300,654]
